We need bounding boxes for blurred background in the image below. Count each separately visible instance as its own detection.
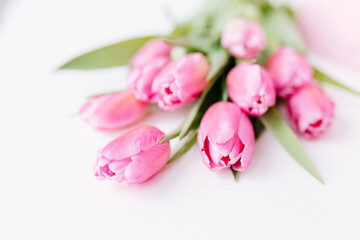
[1,0,360,240]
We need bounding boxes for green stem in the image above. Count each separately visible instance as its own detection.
[167,130,198,165]
[160,127,182,144]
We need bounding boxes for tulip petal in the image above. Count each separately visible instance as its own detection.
[232,112,255,171]
[131,39,171,68]
[287,85,335,139]
[227,63,276,117]
[127,57,169,103]
[198,102,255,171]
[221,18,266,59]
[152,53,209,111]
[199,102,240,144]
[78,91,148,130]
[124,142,170,184]
[94,125,170,184]
[266,46,313,98]
[102,125,165,161]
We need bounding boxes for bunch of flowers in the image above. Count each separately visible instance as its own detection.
[60,0,359,184]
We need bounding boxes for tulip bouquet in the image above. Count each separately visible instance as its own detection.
[60,0,360,184]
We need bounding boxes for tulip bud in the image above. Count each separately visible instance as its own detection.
[197,102,255,171]
[152,53,210,111]
[267,46,314,98]
[78,91,147,131]
[94,125,170,184]
[287,85,335,139]
[130,39,171,68]
[128,39,171,103]
[227,63,276,116]
[221,18,266,59]
[127,57,170,103]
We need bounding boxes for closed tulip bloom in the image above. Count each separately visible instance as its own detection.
[197,102,255,171]
[94,125,170,184]
[152,53,210,111]
[127,57,170,103]
[131,39,171,68]
[287,85,335,139]
[227,63,276,116]
[128,39,171,103]
[78,91,147,131]
[267,46,313,98]
[221,18,266,59]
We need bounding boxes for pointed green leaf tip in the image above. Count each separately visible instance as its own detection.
[59,36,158,70]
[259,107,325,184]
[313,67,360,96]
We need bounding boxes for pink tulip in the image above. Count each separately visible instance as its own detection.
[267,46,313,98]
[221,18,266,59]
[94,125,170,184]
[297,0,360,72]
[78,91,147,131]
[152,53,210,111]
[127,57,170,103]
[131,39,171,68]
[227,63,276,116]
[128,39,171,103]
[197,102,255,171]
[287,85,335,139]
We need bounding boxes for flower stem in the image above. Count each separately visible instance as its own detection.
[167,130,198,165]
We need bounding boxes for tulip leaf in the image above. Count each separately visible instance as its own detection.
[251,117,265,139]
[313,67,360,96]
[221,73,229,101]
[59,36,158,70]
[167,130,198,165]
[206,48,230,81]
[178,80,216,140]
[178,49,230,139]
[164,37,209,53]
[259,107,324,184]
[261,7,305,53]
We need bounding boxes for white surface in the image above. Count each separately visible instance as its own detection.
[1,1,360,240]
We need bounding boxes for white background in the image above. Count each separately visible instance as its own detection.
[1,0,360,239]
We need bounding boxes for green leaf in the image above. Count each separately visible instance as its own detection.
[261,7,305,53]
[221,76,229,101]
[250,117,265,139]
[206,48,230,81]
[259,107,324,184]
[59,36,158,70]
[178,49,230,139]
[178,82,215,140]
[313,67,360,96]
[167,130,198,165]
[164,37,208,53]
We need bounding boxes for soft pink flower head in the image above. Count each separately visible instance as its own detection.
[127,57,170,103]
[78,91,147,131]
[131,39,171,68]
[94,125,170,184]
[197,102,255,171]
[297,0,360,72]
[287,85,335,139]
[267,46,313,98]
[227,63,276,116]
[152,53,210,111]
[221,18,266,59]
